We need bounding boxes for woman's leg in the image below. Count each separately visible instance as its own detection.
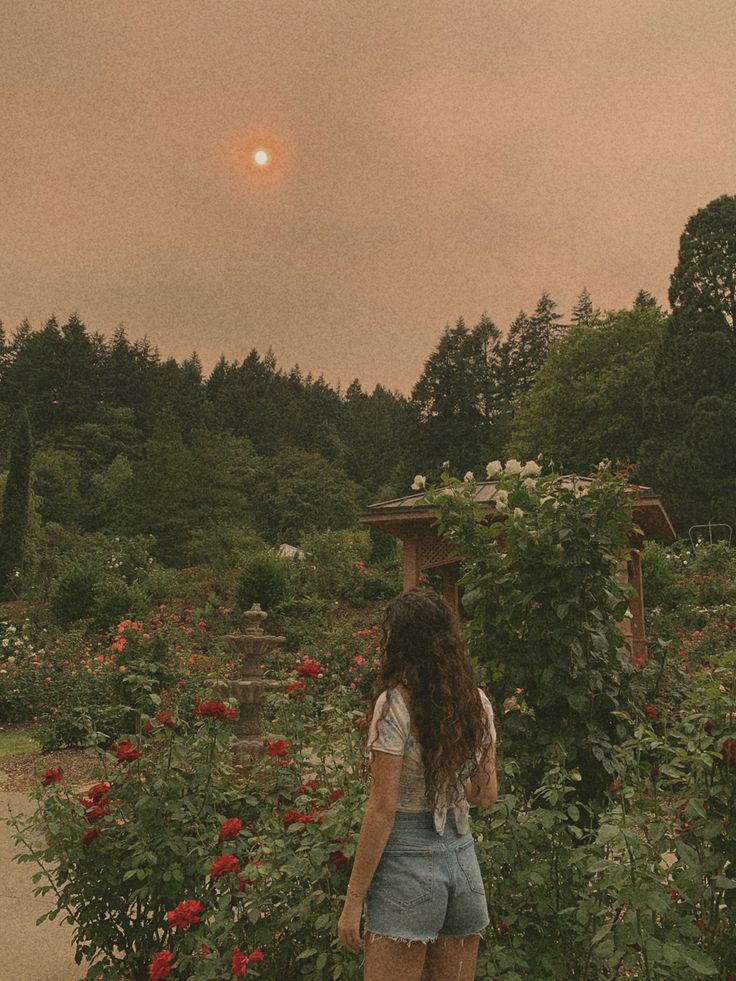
[364,932,429,981]
[420,934,481,981]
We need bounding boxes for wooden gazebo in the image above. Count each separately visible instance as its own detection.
[359,479,676,663]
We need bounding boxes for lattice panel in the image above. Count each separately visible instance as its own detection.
[418,529,461,570]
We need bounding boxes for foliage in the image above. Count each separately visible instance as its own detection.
[49,552,150,629]
[410,314,504,476]
[260,447,361,545]
[11,694,367,981]
[0,406,34,598]
[235,552,293,612]
[422,461,636,803]
[638,197,736,534]
[8,537,736,979]
[509,304,665,473]
[669,193,736,330]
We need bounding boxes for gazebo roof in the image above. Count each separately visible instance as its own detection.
[359,477,676,542]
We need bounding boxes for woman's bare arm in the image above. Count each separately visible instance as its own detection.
[338,750,402,951]
[346,750,402,897]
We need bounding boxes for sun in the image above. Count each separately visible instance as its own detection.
[253,149,270,167]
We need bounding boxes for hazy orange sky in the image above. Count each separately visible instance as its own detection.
[2,0,734,395]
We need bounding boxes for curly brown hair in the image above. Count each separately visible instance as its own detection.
[362,587,493,810]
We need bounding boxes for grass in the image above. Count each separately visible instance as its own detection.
[0,727,40,757]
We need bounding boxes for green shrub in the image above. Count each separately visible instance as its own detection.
[642,541,681,611]
[235,552,292,612]
[185,524,267,571]
[49,557,104,623]
[90,578,148,631]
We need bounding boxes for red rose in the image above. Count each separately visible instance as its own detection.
[297,778,319,794]
[40,768,63,786]
[193,700,237,721]
[287,680,308,699]
[81,828,99,845]
[142,721,154,734]
[607,782,618,794]
[148,950,174,981]
[115,740,142,763]
[329,788,344,801]
[704,720,713,733]
[499,922,510,935]
[218,818,243,841]
[266,740,289,758]
[644,705,657,720]
[669,889,679,900]
[86,782,111,802]
[166,899,203,931]
[85,803,111,823]
[248,949,264,965]
[231,948,248,977]
[329,850,348,866]
[296,657,320,680]
[156,710,175,728]
[284,809,313,826]
[209,854,240,879]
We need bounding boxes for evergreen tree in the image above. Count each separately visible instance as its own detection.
[0,407,33,598]
[638,197,736,531]
[633,289,661,312]
[571,287,602,327]
[669,194,736,330]
[495,293,565,452]
[410,315,503,476]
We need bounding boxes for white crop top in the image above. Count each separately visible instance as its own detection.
[366,686,496,836]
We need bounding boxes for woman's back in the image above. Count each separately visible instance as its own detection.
[367,683,496,835]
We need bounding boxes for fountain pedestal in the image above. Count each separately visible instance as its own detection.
[220,604,287,769]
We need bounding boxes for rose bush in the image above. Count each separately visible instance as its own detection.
[7,477,735,979]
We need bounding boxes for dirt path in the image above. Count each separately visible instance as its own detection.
[1,790,84,981]
[0,747,96,981]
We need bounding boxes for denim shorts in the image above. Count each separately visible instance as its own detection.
[364,810,489,943]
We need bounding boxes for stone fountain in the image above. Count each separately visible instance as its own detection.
[221,603,287,768]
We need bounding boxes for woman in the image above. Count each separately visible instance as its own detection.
[337,587,497,980]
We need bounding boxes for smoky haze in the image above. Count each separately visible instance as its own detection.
[1,0,734,394]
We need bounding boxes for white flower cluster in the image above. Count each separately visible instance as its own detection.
[486,459,541,479]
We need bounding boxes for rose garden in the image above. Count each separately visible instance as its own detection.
[1,460,735,980]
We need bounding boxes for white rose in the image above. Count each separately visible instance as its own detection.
[441,460,450,469]
[495,497,508,510]
[504,459,522,476]
[513,507,524,518]
[494,489,509,504]
[485,460,503,478]
[411,475,426,491]
[523,477,537,488]
[520,460,541,477]
[463,470,475,482]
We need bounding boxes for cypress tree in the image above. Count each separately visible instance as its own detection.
[0,407,34,599]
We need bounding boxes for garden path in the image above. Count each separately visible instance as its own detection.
[0,791,83,981]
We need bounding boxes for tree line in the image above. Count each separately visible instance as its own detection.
[1,194,734,589]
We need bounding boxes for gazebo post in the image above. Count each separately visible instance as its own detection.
[628,548,647,664]
[440,562,461,618]
[401,528,421,592]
